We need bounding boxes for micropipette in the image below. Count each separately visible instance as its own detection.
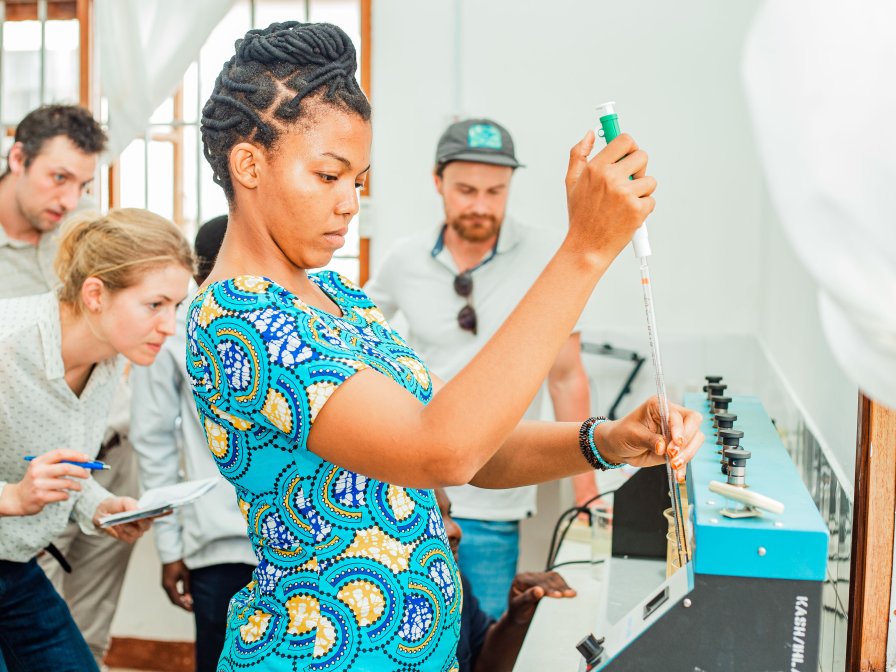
[595,101,691,569]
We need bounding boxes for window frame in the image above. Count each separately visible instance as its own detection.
[106,0,372,284]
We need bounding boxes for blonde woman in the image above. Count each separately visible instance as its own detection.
[0,208,194,672]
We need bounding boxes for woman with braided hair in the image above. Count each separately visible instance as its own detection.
[189,20,703,671]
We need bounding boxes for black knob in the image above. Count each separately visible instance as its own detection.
[577,634,605,666]
[724,447,751,463]
[713,412,737,430]
[717,428,744,447]
[718,428,743,467]
[705,375,723,384]
[710,395,732,413]
[724,446,752,487]
[724,447,752,473]
[703,383,728,399]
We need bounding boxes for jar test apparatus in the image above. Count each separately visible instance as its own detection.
[595,102,691,570]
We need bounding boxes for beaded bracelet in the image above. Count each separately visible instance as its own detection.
[578,416,624,471]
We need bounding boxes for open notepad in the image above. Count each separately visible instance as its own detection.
[97,477,220,527]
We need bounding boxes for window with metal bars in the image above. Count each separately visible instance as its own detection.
[0,0,84,171]
[0,0,370,284]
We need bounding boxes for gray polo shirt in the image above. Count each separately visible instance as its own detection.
[0,224,58,299]
[366,217,579,521]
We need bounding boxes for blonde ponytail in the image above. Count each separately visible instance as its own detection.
[55,208,194,308]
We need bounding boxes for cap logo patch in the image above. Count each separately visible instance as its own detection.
[467,124,502,150]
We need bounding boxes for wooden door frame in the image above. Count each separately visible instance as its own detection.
[848,395,896,671]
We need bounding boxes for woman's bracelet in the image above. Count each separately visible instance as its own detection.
[578,416,624,471]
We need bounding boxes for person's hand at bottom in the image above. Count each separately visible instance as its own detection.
[162,560,194,611]
[507,571,577,626]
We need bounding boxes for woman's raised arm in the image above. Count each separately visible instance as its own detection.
[306,132,683,488]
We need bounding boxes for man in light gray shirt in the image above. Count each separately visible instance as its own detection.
[0,105,136,667]
[365,118,596,619]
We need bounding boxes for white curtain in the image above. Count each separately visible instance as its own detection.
[97,0,238,157]
[743,1,896,409]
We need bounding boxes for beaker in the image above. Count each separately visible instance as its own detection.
[590,505,613,578]
[663,504,693,577]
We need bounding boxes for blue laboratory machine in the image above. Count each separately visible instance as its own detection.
[577,382,829,671]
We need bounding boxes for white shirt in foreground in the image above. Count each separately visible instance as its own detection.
[0,292,119,561]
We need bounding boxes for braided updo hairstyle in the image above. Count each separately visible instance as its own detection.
[201,21,371,202]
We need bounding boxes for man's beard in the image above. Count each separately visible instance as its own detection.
[448,214,501,243]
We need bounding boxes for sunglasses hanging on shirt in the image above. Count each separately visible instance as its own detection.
[453,271,477,335]
[444,226,500,337]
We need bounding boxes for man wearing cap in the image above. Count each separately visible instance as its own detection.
[365,118,596,619]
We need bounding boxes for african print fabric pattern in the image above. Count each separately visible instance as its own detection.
[186,272,461,671]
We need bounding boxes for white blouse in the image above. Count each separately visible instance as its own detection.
[0,292,120,561]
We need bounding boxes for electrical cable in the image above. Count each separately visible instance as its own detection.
[545,495,602,570]
[545,509,578,571]
[544,489,618,571]
[550,510,583,570]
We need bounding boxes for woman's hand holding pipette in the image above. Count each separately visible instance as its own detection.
[563,131,656,265]
[594,398,703,482]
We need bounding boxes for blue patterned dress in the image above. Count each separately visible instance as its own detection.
[186,272,461,671]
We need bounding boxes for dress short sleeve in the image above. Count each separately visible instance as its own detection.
[187,273,432,450]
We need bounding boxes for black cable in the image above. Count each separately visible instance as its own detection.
[550,511,581,570]
[544,489,618,571]
[544,508,578,571]
[548,491,616,568]
[545,497,603,571]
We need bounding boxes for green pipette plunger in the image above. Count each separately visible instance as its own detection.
[597,107,622,145]
[596,101,651,257]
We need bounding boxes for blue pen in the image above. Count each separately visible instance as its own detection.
[23,456,111,471]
